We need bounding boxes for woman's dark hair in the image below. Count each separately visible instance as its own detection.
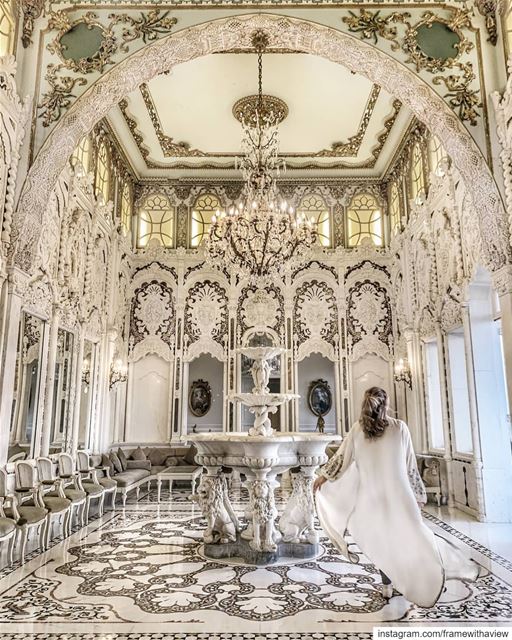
[360,387,389,439]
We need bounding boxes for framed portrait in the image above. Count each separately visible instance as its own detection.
[308,379,332,417]
[189,379,212,417]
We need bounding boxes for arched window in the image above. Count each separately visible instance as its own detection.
[71,135,91,173]
[120,181,132,234]
[388,181,401,236]
[347,193,383,247]
[190,193,222,248]
[409,142,426,204]
[137,194,174,248]
[297,193,332,247]
[0,0,15,56]
[94,141,111,204]
[428,134,448,178]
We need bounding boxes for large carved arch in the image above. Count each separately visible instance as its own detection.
[13,14,509,273]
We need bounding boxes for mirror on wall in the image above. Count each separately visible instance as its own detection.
[78,340,97,449]
[8,312,46,461]
[50,328,75,453]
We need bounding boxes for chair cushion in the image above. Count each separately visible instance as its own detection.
[131,446,146,461]
[42,496,71,513]
[64,489,87,502]
[5,506,47,525]
[109,451,123,474]
[0,518,15,537]
[82,482,103,496]
[117,448,128,471]
[98,478,117,490]
[113,469,151,487]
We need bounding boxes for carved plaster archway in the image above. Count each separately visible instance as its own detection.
[13,13,509,272]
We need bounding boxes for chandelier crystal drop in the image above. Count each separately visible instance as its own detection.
[205,30,318,282]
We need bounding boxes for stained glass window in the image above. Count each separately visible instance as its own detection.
[347,193,383,247]
[410,142,426,204]
[428,134,448,177]
[71,135,91,173]
[297,194,332,247]
[94,142,111,204]
[137,194,174,248]
[191,193,221,248]
[0,0,14,56]
[120,181,132,234]
[388,181,402,236]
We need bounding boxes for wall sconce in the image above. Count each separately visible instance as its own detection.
[81,358,91,388]
[394,358,412,389]
[109,359,127,389]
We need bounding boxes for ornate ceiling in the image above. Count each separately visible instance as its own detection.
[106,52,413,179]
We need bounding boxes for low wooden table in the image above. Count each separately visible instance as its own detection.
[156,465,202,502]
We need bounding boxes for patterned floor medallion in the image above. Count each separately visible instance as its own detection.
[0,486,511,639]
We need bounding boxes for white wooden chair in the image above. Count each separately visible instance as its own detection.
[0,467,46,563]
[15,460,71,548]
[77,451,117,511]
[37,457,87,532]
[58,453,104,522]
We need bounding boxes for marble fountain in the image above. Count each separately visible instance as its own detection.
[187,346,340,565]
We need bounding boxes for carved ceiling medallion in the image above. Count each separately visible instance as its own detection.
[232,94,288,127]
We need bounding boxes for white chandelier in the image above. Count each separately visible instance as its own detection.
[205,30,318,282]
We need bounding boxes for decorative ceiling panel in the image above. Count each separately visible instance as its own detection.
[109,52,409,174]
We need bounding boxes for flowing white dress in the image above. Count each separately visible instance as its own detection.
[315,418,479,607]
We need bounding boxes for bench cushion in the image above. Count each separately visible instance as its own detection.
[113,469,151,487]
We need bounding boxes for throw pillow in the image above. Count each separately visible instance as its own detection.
[117,448,128,471]
[131,446,146,461]
[109,451,123,474]
[164,456,179,467]
[184,444,198,466]
[148,448,168,467]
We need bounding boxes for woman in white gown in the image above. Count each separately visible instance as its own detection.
[314,387,479,607]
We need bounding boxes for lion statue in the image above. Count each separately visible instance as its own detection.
[193,474,238,544]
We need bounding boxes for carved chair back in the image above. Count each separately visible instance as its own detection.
[0,468,8,498]
[58,453,75,478]
[36,457,55,483]
[76,451,90,473]
[15,460,37,490]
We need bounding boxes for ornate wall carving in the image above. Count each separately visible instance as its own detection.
[293,280,338,361]
[184,280,228,361]
[130,279,175,360]
[238,285,284,338]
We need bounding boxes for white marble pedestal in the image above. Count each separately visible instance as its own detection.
[187,432,340,564]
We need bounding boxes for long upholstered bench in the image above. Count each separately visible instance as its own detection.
[92,445,200,506]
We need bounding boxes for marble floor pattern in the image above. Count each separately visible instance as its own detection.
[1,486,512,640]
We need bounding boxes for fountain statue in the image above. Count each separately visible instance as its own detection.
[187,345,341,564]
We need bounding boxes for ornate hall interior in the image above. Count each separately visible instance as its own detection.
[2,0,512,637]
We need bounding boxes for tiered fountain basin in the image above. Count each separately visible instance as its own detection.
[187,432,340,564]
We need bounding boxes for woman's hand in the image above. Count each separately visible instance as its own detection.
[313,476,327,493]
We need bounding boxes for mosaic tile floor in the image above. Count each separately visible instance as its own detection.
[0,485,511,640]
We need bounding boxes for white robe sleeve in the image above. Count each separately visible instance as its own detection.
[319,426,355,481]
[401,422,427,504]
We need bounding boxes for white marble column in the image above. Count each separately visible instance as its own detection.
[0,270,26,463]
[404,328,427,452]
[461,301,485,518]
[40,304,61,457]
[435,323,454,507]
[70,326,85,454]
